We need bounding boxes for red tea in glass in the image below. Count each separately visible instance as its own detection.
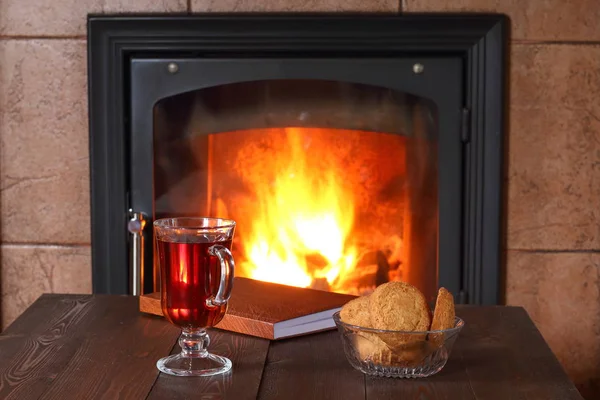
[158,237,232,329]
[154,217,235,377]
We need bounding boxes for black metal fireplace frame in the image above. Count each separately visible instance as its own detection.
[88,13,506,304]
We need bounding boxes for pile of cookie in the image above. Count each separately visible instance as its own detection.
[340,281,456,366]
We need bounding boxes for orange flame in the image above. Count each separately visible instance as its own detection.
[175,245,189,319]
[240,128,358,291]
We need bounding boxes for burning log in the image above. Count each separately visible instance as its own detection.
[310,278,330,292]
[375,251,390,286]
[341,263,378,289]
[339,250,393,293]
[381,234,403,270]
[306,253,332,292]
[305,253,329,273]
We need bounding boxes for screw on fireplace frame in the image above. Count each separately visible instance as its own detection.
[412,63,425,74]
[167,62,179,74]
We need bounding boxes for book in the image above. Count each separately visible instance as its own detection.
[139,277,356,340]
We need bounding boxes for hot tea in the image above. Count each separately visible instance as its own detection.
[157,236,232,330]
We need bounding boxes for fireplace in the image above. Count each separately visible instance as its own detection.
[88,14,506,304]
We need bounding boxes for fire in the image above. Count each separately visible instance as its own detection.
[239,127,358,292]
[169,247,191,321]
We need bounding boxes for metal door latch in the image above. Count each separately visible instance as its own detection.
[128,210,147,296]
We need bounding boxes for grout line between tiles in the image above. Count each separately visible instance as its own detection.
[400,0,407,12]
[512,39,600,45]
[0,35,87,40]
[1,243,92,249]
[507,248,600,254]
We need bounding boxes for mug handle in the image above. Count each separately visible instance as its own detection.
[207,245,235,307]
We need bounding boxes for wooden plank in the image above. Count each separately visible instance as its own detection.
[2,294,91,335]
[0,295,99,400]
[139,291,161,316]
[147,328,270,400]
[39,296,180,400]
[456,306,583,400]
[257,330,365,400]
[365,343,476,399]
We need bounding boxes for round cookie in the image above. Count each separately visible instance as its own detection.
[340,295,372,328]
[341,296,385,361]
[374,340,433,367]
[369,281,431,332]
[355,332,388,361]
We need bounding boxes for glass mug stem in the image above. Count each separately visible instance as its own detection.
[179,329,210,357]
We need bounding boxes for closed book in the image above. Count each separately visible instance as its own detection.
[139,277,356,340]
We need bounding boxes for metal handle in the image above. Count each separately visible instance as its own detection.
[207,245,235,307]
[128,210,146,296]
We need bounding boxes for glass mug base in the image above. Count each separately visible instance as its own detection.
[156,352,232,377]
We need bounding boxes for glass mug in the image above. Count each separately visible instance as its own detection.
[154,217,236,377]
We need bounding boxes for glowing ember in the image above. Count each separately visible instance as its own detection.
[239,128,358,291]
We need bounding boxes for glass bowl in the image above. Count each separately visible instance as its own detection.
[333,312,464,378]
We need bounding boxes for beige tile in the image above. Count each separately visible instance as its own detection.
[0,0,187,36]
[1,245,92,328]
[507,44,600,250]
[0,40,90,244]
[506,250,600,396]
[192,0,399,12]
[403,0,600,41]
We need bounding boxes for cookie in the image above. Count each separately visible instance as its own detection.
[340,295,372,328]
[374,340,433,367]
[341,296,385,361]
[369,281,431,332]
[430,287,455,331]
[429,287,456,347]
[355,332,388,361]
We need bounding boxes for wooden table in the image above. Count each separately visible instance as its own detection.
[0,294,582,399]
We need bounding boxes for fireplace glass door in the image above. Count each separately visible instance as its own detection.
[130,57,464,303]
[154,79,438,299]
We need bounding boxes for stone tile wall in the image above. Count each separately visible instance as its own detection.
[0,0,598,397]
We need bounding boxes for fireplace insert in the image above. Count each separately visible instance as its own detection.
[88,14,506,304]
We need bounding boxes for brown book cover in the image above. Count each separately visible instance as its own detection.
[139,277,356,340]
